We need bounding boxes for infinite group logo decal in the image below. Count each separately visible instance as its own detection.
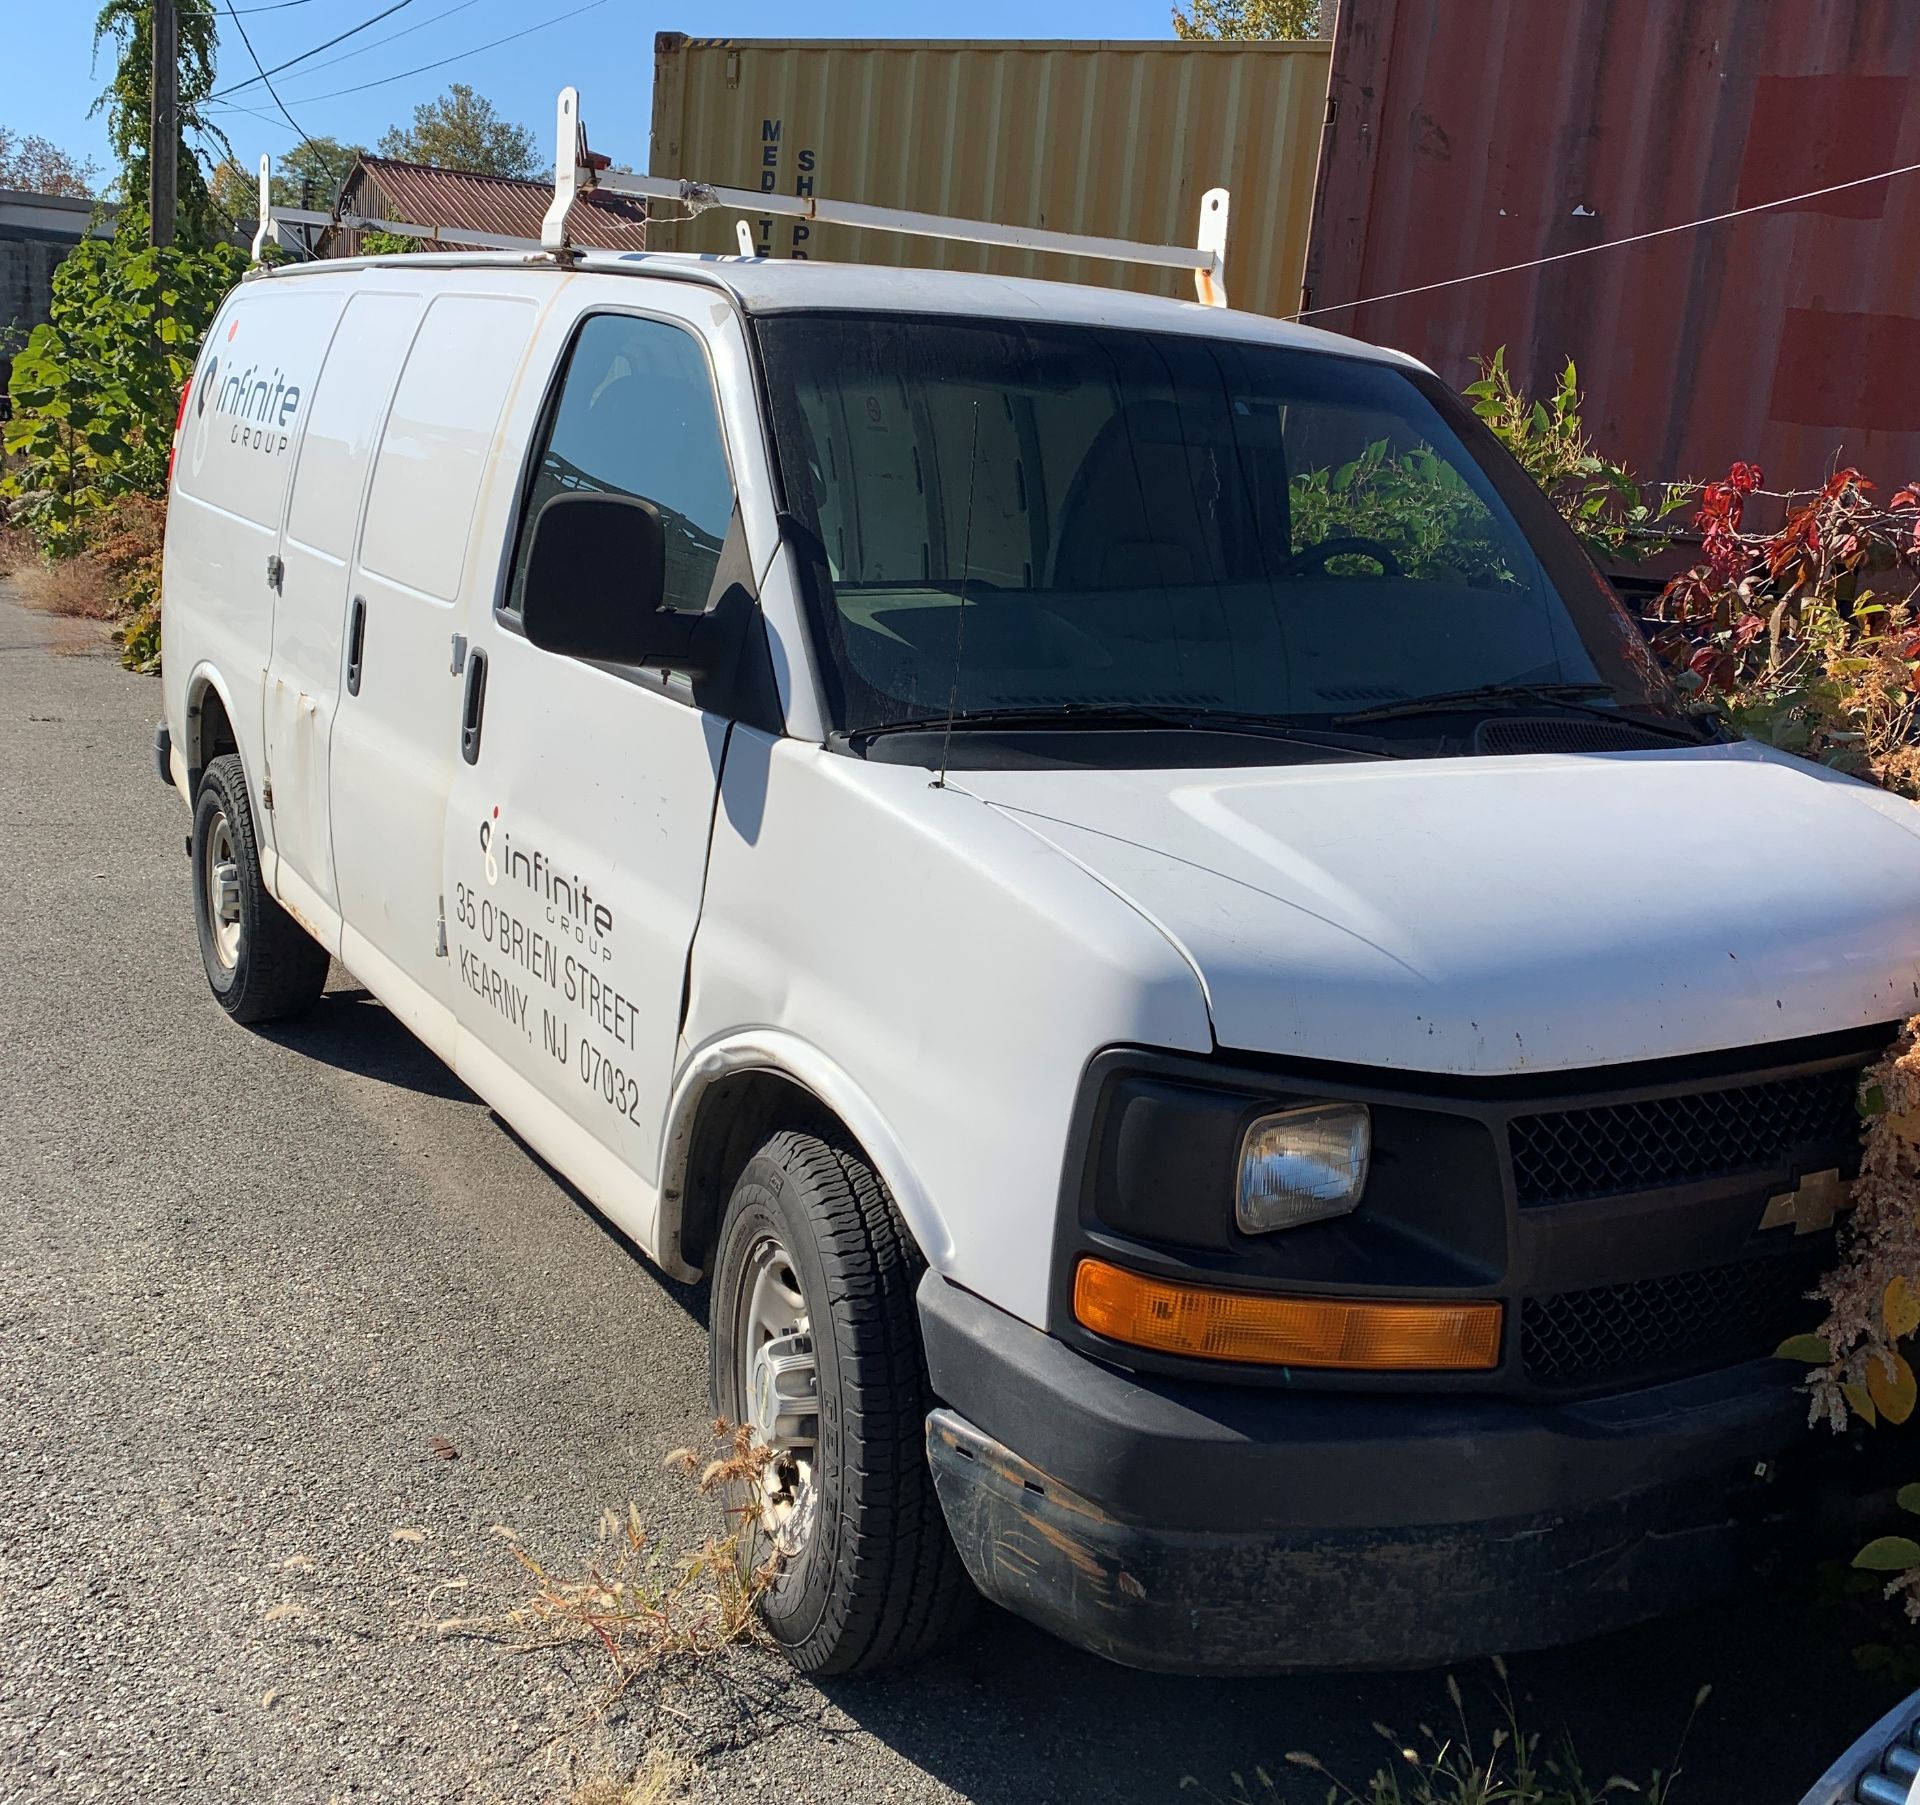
[478,807,614,941]
[194,315,305,466]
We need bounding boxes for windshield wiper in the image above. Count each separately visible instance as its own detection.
[844,703,1399,759]
[1333,682,1706,741]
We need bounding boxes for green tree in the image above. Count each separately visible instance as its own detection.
[0,128,99,198]
[377,83,538,178]
[208,136,365,222]
[1171,0,1321,39]
[3,226,246,551]
[90,0,227,242]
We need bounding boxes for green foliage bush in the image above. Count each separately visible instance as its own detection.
[356,228,420,256]
[1282,350,1676,592]
[2,226,242,679]
[3,227,242,558]
[1464,348,1684,563]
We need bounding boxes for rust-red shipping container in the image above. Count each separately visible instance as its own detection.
[1304,0,1920,488]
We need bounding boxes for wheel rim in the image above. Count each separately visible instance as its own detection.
[202,809,243,971]
[738,1233,818,1555]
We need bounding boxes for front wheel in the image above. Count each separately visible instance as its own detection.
[710,1127,973,1675]
[191,753,328,1024]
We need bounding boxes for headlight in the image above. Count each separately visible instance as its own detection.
[1236,1102,1371,1233]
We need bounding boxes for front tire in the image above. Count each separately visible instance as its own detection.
[710,1126,973,1675]
[191,753,328,1025]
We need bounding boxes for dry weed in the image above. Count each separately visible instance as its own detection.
[7,550,120,619]
[1,493,166,626]
[441,1422,782,1709]
[562,1745,685,1804]
[0,517,37,578]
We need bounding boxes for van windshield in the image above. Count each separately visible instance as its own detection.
[756,313,1685,749]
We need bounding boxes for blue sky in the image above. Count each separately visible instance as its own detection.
[3,0,1178,189]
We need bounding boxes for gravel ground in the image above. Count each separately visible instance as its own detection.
[0,585,1903,1805]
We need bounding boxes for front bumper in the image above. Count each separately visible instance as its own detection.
[919,1272,1810,1672]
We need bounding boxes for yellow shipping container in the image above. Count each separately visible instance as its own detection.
[646,34,1330,321]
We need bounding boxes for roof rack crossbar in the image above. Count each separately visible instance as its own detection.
[251,151,546,261]
[542,85,1231,306]
[250,86,1232,307]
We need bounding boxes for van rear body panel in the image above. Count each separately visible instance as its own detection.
[267,288,426,921]
[165,280,346,826]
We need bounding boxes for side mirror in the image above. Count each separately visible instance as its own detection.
[521,491,713,673]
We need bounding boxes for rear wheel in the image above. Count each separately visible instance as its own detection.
[191,753,328,1024]
[710,1126,973,1675]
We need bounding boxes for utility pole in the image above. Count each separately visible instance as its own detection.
[150,0,179,247]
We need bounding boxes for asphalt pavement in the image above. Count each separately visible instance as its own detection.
[0,583,1903,1804]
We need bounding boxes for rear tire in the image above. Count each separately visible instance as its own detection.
[191,753,328,1025]
[710,1126,974,1675]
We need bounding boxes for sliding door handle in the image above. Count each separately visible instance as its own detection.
[459,648,489,765]
[344,596,367,696]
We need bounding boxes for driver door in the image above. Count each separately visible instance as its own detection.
[442,302,740,1216]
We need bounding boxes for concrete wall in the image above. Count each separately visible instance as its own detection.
[0,190,107,408]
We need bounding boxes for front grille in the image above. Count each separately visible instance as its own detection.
[1521,1252,1828,1389]
[1508,1066,1861,1206]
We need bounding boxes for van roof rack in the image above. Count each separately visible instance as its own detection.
[253,84,1232,308]
[249,155,547,260]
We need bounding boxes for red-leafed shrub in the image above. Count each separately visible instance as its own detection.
[1650,464,1920,797]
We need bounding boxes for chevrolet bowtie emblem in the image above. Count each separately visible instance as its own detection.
[1758,1167,1852,1236]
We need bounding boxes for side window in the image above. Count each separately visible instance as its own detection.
[507,313,735,617]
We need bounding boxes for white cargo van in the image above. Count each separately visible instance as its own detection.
[157,101,1920,1676]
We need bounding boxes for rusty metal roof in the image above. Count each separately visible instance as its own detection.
[321,156,646,255]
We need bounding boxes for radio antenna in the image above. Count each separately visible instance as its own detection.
[933,401,982,791]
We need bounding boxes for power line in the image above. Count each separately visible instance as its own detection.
[278,0,610,105]
[209,0,414,100]
[264,0,481,86]
[1293,156,1920,322]
[205,97,303,138]
[209,99,290,131]
[219,0,326,163]
[225,0,320,13]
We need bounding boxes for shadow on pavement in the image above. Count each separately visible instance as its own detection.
[263,971,713,1327]
[809,1570,1904,1805]
[258,979,476,1102]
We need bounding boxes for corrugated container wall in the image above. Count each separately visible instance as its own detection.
[648,35,1329,321]
[1304,0,1920,489]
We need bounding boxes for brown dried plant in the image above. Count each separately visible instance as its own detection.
[442,1421,783,1706]
[1805,1018,1920,1438]
[1788,1016,1920,1617]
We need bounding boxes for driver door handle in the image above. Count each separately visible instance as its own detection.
[460,648,489,765]
[345,596,367,696]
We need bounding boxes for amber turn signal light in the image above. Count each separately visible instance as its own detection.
[1072,1258,1503,1371]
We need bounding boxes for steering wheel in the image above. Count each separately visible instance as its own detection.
[1279,535,1404,579]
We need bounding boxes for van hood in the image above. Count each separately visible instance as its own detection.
[960,742,1920,1076]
